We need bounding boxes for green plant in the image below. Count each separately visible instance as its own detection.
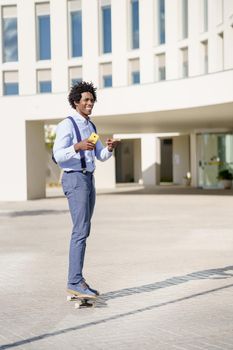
[217,169,233,180]
[45,125,56,150]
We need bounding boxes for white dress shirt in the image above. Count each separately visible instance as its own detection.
[53,113,112,172]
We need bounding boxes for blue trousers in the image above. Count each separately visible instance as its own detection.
[62,171,96,285]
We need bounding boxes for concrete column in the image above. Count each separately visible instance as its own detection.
[82,0,99,83]
[17,0,36,95]
[166,0,179,80]
[134,139,142,183]
[224,0,233,70]
[112,0,127,86]
[139,0,154,84]
[0,118,27,201]
[188,0,201,77]
[50,0,68,93]
[208,0,223,73]
[141,135,160,186]
[26,121,46,199]
[190,133,198,187]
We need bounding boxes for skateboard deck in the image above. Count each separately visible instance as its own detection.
[67,294,97,309]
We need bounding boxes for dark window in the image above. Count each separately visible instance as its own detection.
[102,6,112,53]
[38,15,51,60]
[3,17,18,62]
[103,75,112,87]
[132,71,140,84]
[71,11,82,57]
[4,82,19,95]
[39,81,52,93]
[158,0,165,44]
[131,0,139,49]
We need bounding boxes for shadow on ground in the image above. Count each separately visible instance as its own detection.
[46,184,233,198]
[98,185,233,196]
[1,266,233,350]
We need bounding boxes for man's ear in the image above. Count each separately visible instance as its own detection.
[74,101,79,107]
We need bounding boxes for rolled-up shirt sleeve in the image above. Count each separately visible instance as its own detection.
[53,120,76,163]
[95,139,113,162]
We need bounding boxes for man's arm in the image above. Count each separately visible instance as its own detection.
[95,138,120,162]
[53,120,76,163]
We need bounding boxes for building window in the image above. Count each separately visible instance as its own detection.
[100,2,112,54]
[132,71,140,84]
[36,3,51,60]
[129,58,140,84]
[37,69,52,93]
[181,47,188,78]
[181,0,188,39]
[68,0,82,58]
[157,54,166,81]
[3,71,19,95]
[103,75,112,87]
[2,6,18,62]
[202,0,208,32]
[158,0,165,44]
[39,81,52,93]
[100,63,112,88]
[71,12,82,57]
[131,0,139,49]
[69,66,82,87]
[217,32,224,70]
[201,40,208,74]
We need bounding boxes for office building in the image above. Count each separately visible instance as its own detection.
[0,0,233,200]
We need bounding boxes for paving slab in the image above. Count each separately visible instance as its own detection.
[0,186,233,350]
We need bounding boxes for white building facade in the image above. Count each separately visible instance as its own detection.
[0,0,233,200]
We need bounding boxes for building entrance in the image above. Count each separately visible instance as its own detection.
[160,138,173,183]
[115,140,135,183]
[197,133,233,188]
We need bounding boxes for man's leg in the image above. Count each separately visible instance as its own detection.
[79,173,96,276]
[62,172,92,285]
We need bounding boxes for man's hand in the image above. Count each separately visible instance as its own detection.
[106,138,121,152]
[74,139,95,152]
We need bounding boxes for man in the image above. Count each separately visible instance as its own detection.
[53,81,119,298]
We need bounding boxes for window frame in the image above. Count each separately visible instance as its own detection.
[2,6,18,63]
[100,4,112,54]
[130,0,140,50]
[3,70,19,96]
[70,10,83,58]
[158,0,165,45]
[180,47,189,78]
[37,14,51,60]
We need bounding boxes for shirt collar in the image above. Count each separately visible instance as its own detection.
[73,112,90,125]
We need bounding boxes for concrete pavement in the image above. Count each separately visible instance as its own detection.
[0,186,233,350]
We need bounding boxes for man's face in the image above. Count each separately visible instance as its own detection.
[74,92,95,118]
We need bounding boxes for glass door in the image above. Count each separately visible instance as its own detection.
[197,133,233,188]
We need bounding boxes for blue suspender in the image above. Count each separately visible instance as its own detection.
[67,116,86,171]
[67,116,97,172]
[89,120,97,133]
[52,116,97,169]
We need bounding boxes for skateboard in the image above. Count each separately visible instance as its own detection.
[67,294,97,309]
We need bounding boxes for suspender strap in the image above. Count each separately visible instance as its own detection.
[89,120,97,133]
[67,116,86,171]
[88,120,97,156]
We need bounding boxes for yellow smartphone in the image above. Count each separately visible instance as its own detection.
[88,132,99,144]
